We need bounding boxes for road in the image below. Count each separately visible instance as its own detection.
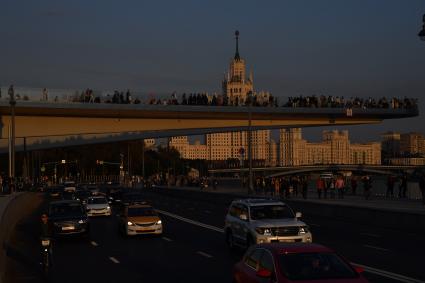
[5,190,425,283]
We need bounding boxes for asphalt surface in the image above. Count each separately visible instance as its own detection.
[5,190,425,283]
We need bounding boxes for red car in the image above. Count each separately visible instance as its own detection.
[233,243,368,283]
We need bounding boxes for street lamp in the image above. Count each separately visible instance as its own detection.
[419,14,425,41]
[8,85,16,191]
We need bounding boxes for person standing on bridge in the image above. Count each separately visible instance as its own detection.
[351,176,358,195]
[42,88,48,101]
[386,174,395,198]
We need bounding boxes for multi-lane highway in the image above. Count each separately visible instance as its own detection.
[5,189,425,283]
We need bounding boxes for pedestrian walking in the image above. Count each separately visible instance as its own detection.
[351,177,357,195]
[362,175,372,200]
[301,176,308,199]
[335,176,345,199]
[419,173,425,206]
[386,174,395,198]
[316,177,324,199]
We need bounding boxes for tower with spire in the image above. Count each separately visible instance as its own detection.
[222,30,254,105]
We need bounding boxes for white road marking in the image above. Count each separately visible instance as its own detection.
[90,241,99,247]
[156,208,423,283]
[352,262,425,283]
[197,251,213,258]
[109,256,120,264]
[360,233,381,238]
[156,209,224,233]
[162,237,173,242]
[363,244,390,252]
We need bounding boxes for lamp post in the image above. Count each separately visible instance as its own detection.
[247,91,253,195]
[8,85,16,191]
[419,14,425,41]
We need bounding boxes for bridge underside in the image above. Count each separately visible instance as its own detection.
[0,116,381,138]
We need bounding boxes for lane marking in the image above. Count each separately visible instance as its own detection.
[162,237,173,242]
[352,262,425,283]
[156,209,224,233]
[363,244,390,252]
[360,233,381,238]
[156,208,423,283]
[109,256,120,264]
[90,241,99,247]
[197,251,213,258]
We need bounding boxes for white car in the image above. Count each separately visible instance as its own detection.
[86,196,111,217]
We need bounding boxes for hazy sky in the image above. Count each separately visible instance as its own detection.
[1,0,424,142]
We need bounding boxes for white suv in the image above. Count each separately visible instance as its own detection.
[224,199,312,248]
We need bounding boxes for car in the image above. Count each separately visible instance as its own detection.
[233,243,369,283]
[63,181,76,192]
[48,186,63,199]
[48,200,90,237]
[86,196,112,217]
[75,189,92,205]
[118,204,162,236]
[121,192,146,206]
[224,199,312,249]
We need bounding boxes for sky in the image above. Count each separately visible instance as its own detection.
[0,0,424,142]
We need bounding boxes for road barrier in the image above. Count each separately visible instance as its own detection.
[0,193,42,283]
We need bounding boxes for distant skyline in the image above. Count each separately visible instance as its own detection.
[1,0,424,141]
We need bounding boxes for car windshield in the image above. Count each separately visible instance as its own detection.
[250,205,294,220]
[49,203,84,217]
[128,207,157,217]
[279,252,357,280]
[88,197,107,204]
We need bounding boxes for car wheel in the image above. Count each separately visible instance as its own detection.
[226,230,235,249]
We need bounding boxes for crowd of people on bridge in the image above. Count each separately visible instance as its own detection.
[4,85,418,111]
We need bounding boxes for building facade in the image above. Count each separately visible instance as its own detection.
[279,128,381,165]
[400,132,425,156]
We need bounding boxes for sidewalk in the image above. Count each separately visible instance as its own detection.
[155,185,425,215]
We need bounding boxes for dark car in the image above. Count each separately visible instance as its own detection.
[233,243,368,283]
[48,186,64,200]
[75,189,92,205]
[48,200,90,237]
[121,192,145,206]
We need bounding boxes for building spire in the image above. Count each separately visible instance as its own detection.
[234,30,240,60]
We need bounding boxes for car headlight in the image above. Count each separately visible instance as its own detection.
[106,206,111,210]
[299,226,309,234]
[255,227,272,236]
[78,219,87,224]
[156,220,162,225]
[127,221,134,226]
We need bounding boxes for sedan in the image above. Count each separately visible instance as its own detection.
[86,196,112,217]
[48,200,90,237]
[233,243,368,283]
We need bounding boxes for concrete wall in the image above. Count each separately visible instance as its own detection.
[0,193,42,283]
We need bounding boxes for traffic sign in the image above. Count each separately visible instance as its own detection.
[41,166,46,172]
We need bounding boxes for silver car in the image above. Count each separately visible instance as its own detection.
[86,196,111,217]
[224,199,312,249]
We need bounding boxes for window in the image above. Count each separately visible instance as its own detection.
[245,248,264,270]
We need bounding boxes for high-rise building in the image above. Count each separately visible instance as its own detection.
[381,131,401,158]
[280,128,381,165]
[222,31,254,105]
[400,132,425,156]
